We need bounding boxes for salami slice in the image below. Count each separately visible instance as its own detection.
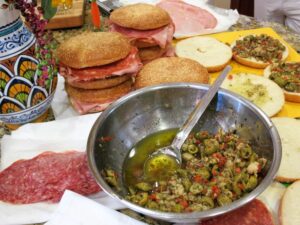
[200,199,274,225]
[59,47,142,82]
[0,151,101,204]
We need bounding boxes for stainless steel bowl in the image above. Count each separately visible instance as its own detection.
[87,83,281,223]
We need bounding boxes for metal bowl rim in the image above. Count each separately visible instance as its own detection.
[87,82,281,221]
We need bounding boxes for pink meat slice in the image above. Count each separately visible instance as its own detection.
[0,151,101,204]
[157,0,217,35]
[200,199,275,225]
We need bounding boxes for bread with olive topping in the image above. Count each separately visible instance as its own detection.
[231,34,289,69]
[221,73,284,117]
[264,62,300,103]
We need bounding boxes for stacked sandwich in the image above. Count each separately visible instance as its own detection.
[57,32,142,114]
[109,3,175,63]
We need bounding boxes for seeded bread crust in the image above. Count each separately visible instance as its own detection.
[65,80,133,103]
[67,75,131,90]
[110,3,171,30]
[134,57,209,89]
[57,32,131,69]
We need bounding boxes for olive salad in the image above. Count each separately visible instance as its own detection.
[104,129,267,213]
[233,34,286,63]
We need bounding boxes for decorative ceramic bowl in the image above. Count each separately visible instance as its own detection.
[87,83,282,223]
[0,3,57,127]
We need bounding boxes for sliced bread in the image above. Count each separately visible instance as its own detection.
[271,117,300,182]
[221,73,285,117]
[231,34,289,69]
[279,180,300,225]
[175,36,232,72]
[264,62,300,103]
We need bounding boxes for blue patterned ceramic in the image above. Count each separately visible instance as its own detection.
[0,1,57,126]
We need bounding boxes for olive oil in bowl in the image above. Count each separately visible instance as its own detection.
[123,128,179,187]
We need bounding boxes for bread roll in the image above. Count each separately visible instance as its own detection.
[231,34,289,69]
[279,180,300,225]
[221,73,284,117]
[271,117,300,182]
[175,37,232,72]
[264,63,300,103]
[110,3,171,30]
[134,57,209,89]
[57,32,131,69]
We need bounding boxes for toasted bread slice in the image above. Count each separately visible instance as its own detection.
[271,117,300,182]
[57,32,131,69]
[110,3,171,30]
[264,63,300,103]
[65,80,132,103]
[134,57,209,89]
[175,37,232,72]
[279,180,300,225]
[231,35,289,69]
[221,73,284,117]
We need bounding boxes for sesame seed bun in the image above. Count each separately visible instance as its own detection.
[65,80,133,103]
[138,46,166,62]
[67,75,132,90]
[134,57,209,89]
[110,3,171,30]
[57,32,132,69]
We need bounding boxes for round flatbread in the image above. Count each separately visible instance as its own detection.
[231,34,289,69]
[221,73,284,117]
[175,36,232,72]
[264,62,300,103]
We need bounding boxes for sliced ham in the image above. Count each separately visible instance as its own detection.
[70,98,113,115]
[59,47,142,83]
[0,151,101,204]
[109,23,175,49]
[157,0,217,35]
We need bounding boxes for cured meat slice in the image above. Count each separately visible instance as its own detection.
[0,151,101,204]
[201,199,274,225]
[157,0,217,35]
[109,23,175,48]
[59,47,142,82]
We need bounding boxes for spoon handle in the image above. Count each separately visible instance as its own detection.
[171,65,232,151]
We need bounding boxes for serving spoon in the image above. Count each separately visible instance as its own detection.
[144,65,232,181]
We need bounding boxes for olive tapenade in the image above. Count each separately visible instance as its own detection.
[232,34,286,63]
[104,129,267,213]
[268,62,300,93]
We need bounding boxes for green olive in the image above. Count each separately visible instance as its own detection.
[196,168,211,180]
[135,182,152,191]
[203,139,219,155]
[189,183,203,194]
[245,175,258,191]
[217,194,232,206]
[188,144,198,154]
[200,196,214,209]
[238,143,253,159]
[195,131,210,140]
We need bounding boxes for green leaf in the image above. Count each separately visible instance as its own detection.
[41,0,57,20]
